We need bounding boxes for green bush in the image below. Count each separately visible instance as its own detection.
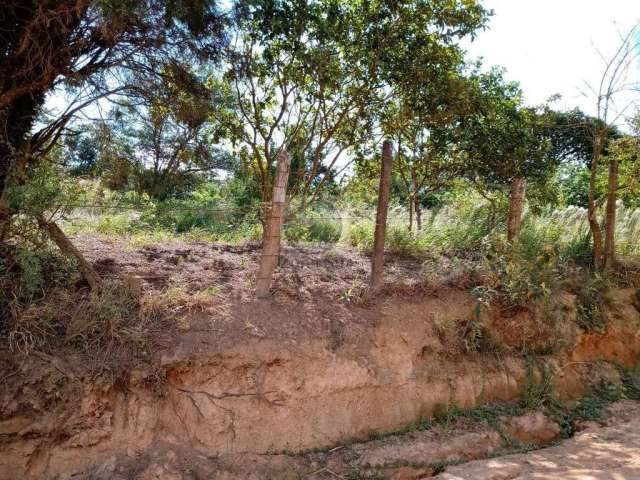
[343,218,428,256]
[285,213,342,244]
[94,214,138,235]
[559,232,593,266]
[1,243,78,339]
[484,234,561,306]
[574,275,609,332]
[344,219,375,252]
[386,224,418,255]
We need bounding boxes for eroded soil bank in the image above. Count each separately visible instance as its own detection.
[2,282,640,479]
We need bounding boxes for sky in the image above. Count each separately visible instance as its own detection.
[47,1,640,133]
[464,0,640,122]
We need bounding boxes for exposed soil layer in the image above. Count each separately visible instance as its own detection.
[2,237,640,479]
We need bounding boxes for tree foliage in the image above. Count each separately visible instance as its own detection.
[0,0,225,219]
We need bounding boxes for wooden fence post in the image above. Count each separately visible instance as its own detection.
[256,150,291,298]
[37,217,102,290]
[506,177,527,242]
[370,139,393,292]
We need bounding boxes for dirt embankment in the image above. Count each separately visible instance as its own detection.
[1,272,640,479]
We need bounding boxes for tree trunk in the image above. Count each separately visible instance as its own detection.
[0,96,44,243]
[255,151,291,298]
[588,138,604,267]
[370,140,393,293]
[38,217,101,290]
[507,177,527,242]
[414,195,422,231]
[408,197,413,232]
[410,167,421,231]
[604,157,619,269]
[0,192,9,243]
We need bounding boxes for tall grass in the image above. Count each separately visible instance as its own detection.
[343,200,640,261]
[63,180,640,261]
[342,194,502,257]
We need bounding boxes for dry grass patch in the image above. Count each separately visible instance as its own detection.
[4,277,225,373]
[140,285,223,328]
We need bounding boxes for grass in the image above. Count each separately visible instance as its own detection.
[520,358,555,411]
[551,378,626,438]
[8,180,640,375]
[281,369,635,476]
[1,252,225,371]
[140,284,222,325]
[287,360,640,480]
[62,185,640,281]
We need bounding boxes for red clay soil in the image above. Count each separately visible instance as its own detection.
[77,234,479,355]
[2,235,640,480]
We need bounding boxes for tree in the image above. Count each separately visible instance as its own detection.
[460,69,552,240]
[607,115,640,206]
[217,0,373,212]
[393,113,464,231]
[542,109,622,210]
[219,0,488,214]
[102,65,230,199]
[0,0,225,286]
[0,0,224,217]
[345,0,488,222]
[582,24,639,268]
[603,120,640,209]
[63,129,100,177]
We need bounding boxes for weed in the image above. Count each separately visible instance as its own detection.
[432,312,456,338]
[618,364,640,400]
[552,377,624,438]
[574,275,610,332]
[520,358,554,411]
[343,472,386,480]
[460,300,499,354]
[285,212,342,244]
[340,274,365,303]
[461,318,487,353]
[140,285,220,323]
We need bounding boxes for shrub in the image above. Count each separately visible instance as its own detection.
[484,234,562,306]
[574,275,609,332]
[344,219,375,252]
[306,217,342,243]
[284,213,342,244]
[1,243,78,333]
[386,223,418,255]
[559,232,593,266]
[343,219,422,256]
[94,214,138,235]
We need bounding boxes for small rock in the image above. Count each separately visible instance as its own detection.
[500,412,560,445]
[125,275,144,297]
[136,463,183,480]
[573,419,601,432]
[385,466,434,480]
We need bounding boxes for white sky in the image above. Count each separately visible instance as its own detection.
[465,0,640,121]
[47,2,640,134]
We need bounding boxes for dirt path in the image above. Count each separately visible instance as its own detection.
[437,401,640,480]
